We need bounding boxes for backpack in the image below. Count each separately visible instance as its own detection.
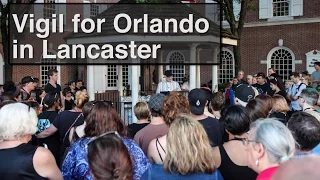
[294,83,306,96]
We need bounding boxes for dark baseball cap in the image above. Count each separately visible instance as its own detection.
[235,84,255,103]
[256,72,266,78]
[21,76,36,84]
[148,93,166,112]
[164,70,173,77]
[188,88,207,115]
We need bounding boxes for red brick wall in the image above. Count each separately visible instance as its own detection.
[240,23,320,76]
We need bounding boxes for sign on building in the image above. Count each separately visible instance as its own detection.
[306,50,320,74]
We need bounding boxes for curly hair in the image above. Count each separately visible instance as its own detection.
[162,92,190,125]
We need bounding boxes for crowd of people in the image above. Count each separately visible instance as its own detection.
[1,66,320,180]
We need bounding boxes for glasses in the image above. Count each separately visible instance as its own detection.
[89,100,114,113]
[87,131,120,146]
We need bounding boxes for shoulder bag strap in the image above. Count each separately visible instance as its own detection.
[62,113,83,144]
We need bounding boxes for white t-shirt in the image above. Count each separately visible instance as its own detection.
[156,81,181,93]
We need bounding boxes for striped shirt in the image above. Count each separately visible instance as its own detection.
[156,81,181,94]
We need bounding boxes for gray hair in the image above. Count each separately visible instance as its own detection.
[250,118,295,164]
[300,88,319,106]
[0,103,38,141]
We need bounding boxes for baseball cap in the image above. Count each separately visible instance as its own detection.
[256,72,266,78]
[148,93,166,112]
[164,70,173,77]
[21,76,36,84]
[235,84,255,106]
[188,88,207,115]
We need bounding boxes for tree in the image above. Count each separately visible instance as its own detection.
[0,0,36,82]
[222,0,254,73]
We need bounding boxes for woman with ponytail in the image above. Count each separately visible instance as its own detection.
[37,91,89,167]
[35,92,61,165]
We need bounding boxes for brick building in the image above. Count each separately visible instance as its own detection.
[230,0,320,81]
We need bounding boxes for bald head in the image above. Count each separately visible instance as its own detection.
[272,155,320,180]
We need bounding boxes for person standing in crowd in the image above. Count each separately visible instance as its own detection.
[66,80,76,96]
[134,93,167,155]
[44,69,65,110]
[0,103,62,180]
[273,155,320,180]
[269,78,287,98]
[252,74,258,85]
[188,88,223,147]
[128,102,150,139]
[2,81,21,102]
[210,92,225,119]
[34,92,61,166]
[253,72,272,95]
[268,73,285,93]
[287,112,320,157]
[213,105,257,180]
[156,70,181,94]
[234,84,256,107]
[246,119,295,180]
[237,70,246,84]
[301,74,313,88]
[74,80,84,92]
[246,95,273,122]
[62,87,74,111]
[62,101,149,180]
[311,62,320,89]
[267,68,276,77]
[298,88,320,121]
[142,114,224,180]
[21,76,36,101]
[181,74,189,91]
[287,72,307,117]
[201,87,216,118]
[148,92,190,164]
[87,132,133,180]
[36,91,89,165]
[268,95,289,124]
[247,75,254,85]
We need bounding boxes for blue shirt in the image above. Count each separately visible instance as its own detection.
[62,137,150,180]
[312,143,320,155]
[141,164,224,180]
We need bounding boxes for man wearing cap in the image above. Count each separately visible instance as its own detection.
[188,88,223,147]
[235,84,257,107]
[156,70,181,94]
[252,72,272,95]
[21,76,36,101]
[134,93,168,155]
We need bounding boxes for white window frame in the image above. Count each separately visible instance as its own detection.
[218,48,235,84]
[90,4,100,18]
[267,46,295,81]
[259,0,303,21]
[105,65,118,91]
[40,50,61,87]
[166,51,185,84]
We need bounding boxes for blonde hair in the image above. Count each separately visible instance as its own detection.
[302,75,311,86]
[75,91,89,109]
[134,102,149,120]
[164,114,215,174]
[0,103,38,141]
[272,95,290,113]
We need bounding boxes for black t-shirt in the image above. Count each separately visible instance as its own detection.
[275,90,287,98]
[198,117,223,147]
[52,111,84,147]
[35,111,61,165]
[44,83,61,95]
[253,83,272,95]
[64,99,75,111]
[127,123,149,139]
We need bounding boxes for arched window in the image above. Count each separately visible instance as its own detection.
[167,51,185,84]
[267,47,295,80]
[40,52,58,87]
[218,48,234,84]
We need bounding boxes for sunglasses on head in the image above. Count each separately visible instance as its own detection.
[89,100,114,113]
[87,131,120,147]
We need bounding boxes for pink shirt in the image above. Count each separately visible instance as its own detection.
[256,166,278,180]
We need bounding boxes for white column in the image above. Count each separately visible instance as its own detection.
[131,47,140,123]
[118,65,123,96]
[158,51,164,83]
[212,47,219,92]
[189,44,198,91]
[87,64,95,101]
[196,48,202,88]
[0,55,4,85]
